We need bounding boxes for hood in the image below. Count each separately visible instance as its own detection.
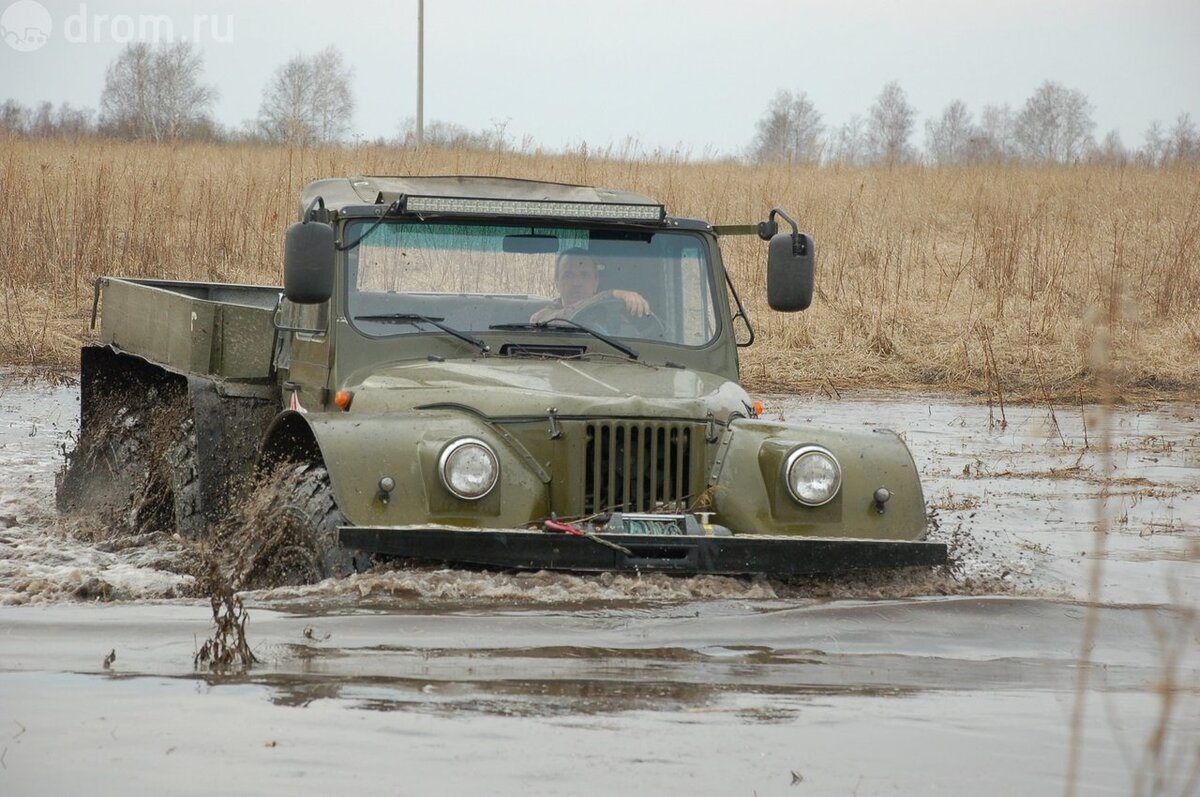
[345,358,753,421]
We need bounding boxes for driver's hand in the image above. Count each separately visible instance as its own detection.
[612,290,650,317]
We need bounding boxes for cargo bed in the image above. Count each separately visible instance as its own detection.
[94,277,280,380]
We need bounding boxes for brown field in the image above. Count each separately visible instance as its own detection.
[2,135,1198,401]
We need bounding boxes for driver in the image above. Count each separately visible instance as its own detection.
[531,248,650,323]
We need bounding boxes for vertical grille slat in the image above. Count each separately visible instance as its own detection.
[606,426,617,512]
[584,421,696,514]
[648,426,660,507]
[681,429,691,504]
[662,427,672,506]
[621,427,633,511]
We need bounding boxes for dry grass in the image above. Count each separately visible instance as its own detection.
[2,135,1198,400]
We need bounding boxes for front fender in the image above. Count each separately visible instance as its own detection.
[709,419,926,540]
[301,410,548,527]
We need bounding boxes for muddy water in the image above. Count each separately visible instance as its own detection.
[1,376,1197,795]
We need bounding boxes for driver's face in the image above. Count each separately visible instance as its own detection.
[557,256,599,306]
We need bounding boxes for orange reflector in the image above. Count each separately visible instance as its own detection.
[334,390,353,411]
[752,399,764,417]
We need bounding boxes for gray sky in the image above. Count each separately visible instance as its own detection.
[2,0,1198,155]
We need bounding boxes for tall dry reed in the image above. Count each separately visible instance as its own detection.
[1,135,1197,399]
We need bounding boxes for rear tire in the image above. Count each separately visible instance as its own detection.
[57,399,175,537]
[169,418,206,539]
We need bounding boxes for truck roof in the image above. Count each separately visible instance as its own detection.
[298,175,665,221]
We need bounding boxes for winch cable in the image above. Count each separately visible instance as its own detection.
[543,518,632,556]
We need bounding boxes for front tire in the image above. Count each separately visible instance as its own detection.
[238,462,371,587]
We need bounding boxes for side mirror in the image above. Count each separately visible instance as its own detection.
[284,221,335,304]
[767,231,814,312]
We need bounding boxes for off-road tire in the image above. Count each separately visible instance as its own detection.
[169,418,206,540]
[238,463,371,587]
[57,401,175,537]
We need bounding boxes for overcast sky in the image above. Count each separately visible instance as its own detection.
[2,0,1198,155]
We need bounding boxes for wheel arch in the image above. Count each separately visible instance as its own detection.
[258,411,327,473]
[78,344,279,525]
[79,344,189,428]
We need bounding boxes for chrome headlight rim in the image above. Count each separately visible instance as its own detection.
[783,445,842,507]
[437,437,499,500]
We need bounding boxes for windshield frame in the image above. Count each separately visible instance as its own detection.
[340,218,725,351]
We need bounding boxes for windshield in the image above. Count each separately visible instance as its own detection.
[345,221,720,347]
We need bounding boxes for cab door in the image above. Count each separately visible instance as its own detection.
[274,297,331,411]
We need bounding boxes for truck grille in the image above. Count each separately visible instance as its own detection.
[584,422,695,513]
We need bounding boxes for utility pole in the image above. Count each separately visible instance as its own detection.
[416,0,424,147]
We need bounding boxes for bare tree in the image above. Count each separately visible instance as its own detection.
[1,99,28,134]
[1,99,93,137]
[971,103,1017,163]
[257,47,355,146]
[257,56,312,144]
[397,117,494,149]
[1091,129,1128,165]
[1013,81,1095,163]
[1138,120,1169,166]
[866,81,916,165]
[749,90,825,164]
[30,102,54,137]
[1167,113,1199,163]
[309,47,355,145]
[831,114,867,166]
[100,42,216,141]
[48,102,93,138]
[925,99,975,166]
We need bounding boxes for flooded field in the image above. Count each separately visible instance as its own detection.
[1,375,1197,795]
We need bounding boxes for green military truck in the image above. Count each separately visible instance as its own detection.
[58,176,945,581]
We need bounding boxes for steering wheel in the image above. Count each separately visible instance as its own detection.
[567,294,666,339]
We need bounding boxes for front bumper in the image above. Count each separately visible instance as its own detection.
[339,526,947,576]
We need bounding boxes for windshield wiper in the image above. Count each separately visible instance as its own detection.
[356,313,490,353]
[489,320,639,361]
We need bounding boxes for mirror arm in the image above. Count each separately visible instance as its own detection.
[765,208,807,256]
[304,196,329,224]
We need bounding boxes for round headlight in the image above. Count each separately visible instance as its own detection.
[783,446,842,506]
[438,438,499,500]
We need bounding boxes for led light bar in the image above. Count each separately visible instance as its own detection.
[402,195,666,222]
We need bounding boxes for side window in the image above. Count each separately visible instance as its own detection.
[678,246,717,345]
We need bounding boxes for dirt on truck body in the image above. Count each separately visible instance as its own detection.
[57,175,945,583]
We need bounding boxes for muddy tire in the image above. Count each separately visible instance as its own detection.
[169,418,206,539]
[57,401,175,537]
[236,463,371,588]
